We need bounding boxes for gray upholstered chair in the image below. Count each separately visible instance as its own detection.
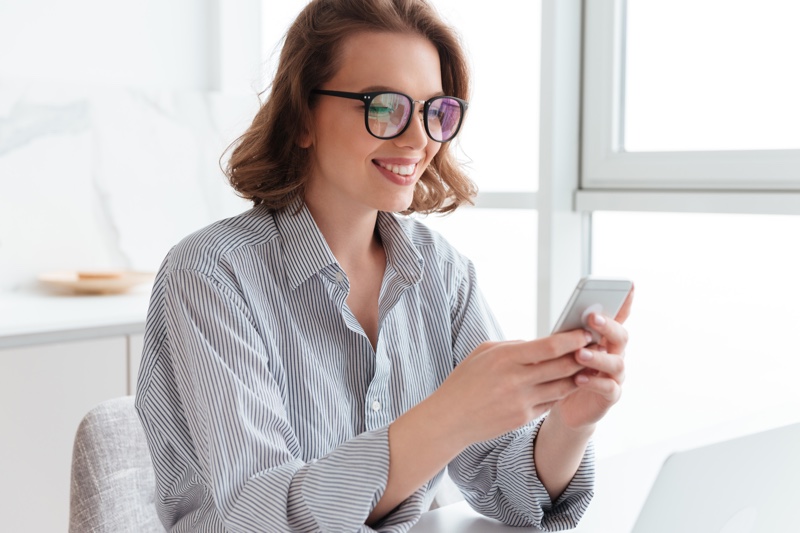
[69,396,164,533]
[68,396,462,529]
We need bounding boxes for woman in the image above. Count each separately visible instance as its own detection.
[136,0,632,531]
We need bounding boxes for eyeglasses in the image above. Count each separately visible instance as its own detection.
[311,89,468,143]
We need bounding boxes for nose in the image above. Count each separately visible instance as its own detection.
[394,100,428,148]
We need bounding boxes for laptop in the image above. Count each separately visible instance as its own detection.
[631,422,800,532]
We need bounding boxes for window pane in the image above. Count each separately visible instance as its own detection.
[435,0,540,192]
[590,211,800,457]
[420,209,537,340]
[624,0,800,152]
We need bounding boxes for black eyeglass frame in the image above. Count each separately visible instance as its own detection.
[311,89,469,143]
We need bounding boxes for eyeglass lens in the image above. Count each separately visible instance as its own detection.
[367,93,463,142]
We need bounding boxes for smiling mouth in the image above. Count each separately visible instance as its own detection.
[375,160,418,176]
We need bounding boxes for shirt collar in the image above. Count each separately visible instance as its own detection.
[376,211,425,287]
[274,198,338,290]
[274,199,424,290]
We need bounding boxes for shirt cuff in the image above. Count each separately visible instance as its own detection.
[497,418,595,531]
[294,425,391,532]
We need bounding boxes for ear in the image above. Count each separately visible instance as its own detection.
[298,115,314,148]
[298,128,313,149]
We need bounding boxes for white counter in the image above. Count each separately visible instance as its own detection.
[0,286,154,532]
[0,287,151,349]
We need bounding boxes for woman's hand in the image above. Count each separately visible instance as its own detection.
[429,329,594,448]
[549,286,634,430]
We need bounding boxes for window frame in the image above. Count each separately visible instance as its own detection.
[539,0,800,335]
[537,0,590,336]
[542,0,800,458]
[579,0,800,211]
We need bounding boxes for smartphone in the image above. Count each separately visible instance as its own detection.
[551,277,633,342]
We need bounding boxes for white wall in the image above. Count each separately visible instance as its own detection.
[0,0,262,92]
[0,0,212,90]
[0,1,263,291]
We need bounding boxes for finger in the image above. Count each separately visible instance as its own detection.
[575,348,626,382]
[574,373,622,403]
[514,329,593,365]
[575,366,626,386]
[588,312,629,354]
[522,354,585,384]
[587,342,626,361]
[615,284,635,324]
[530,376,579,406]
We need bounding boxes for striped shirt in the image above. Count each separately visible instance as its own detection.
[135,200,594,532]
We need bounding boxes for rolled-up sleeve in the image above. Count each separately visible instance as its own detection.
[157,268,392,532]
[449,419,594,531]
[446,257,595,530]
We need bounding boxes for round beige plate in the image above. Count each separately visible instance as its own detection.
[38,271,156,295]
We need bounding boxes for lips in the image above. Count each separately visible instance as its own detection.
[375,160,417,176]
[372,158,421,186]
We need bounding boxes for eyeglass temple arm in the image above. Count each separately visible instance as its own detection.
[311,89,372,102]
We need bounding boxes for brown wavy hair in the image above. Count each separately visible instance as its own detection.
[224,0,476,215]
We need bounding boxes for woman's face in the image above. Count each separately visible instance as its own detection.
[303,31,443,217]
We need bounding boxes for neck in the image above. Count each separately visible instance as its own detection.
[303,196,382,269]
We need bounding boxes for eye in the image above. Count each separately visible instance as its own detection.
[427,105,444,121]
[369,105,394,117]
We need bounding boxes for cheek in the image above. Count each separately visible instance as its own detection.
[425,143,443,168]
[315,112,375,156]
[314,130,382,175]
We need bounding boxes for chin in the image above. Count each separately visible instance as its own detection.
[378,194,415,213]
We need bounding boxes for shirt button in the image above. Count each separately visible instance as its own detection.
[334,271,344,284]
[371,400,382,412]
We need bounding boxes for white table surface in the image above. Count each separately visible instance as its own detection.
[410,449,657,533]
[411,403,800,532]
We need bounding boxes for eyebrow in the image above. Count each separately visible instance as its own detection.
[360,85,446,98]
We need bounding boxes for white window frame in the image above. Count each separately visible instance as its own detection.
[539,0,800,334]
[537,0,590,336]
[579,0,800,214]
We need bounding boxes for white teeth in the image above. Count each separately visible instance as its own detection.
[378,161,416,176]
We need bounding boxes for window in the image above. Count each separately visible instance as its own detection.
[582,0,800,192]
[625,0,800,152]
[577,0,800,457]
[591,211,800,455]
[253,0,800,466]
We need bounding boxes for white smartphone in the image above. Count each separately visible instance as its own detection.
[551,277,633,342]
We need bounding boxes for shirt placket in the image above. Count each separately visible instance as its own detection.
[364,263,418,429]
[364,336,393,429]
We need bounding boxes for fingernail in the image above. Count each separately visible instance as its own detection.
[584,331,593,344]
[578,349,593,361]
[593,313,606,326]
[576,374,589,385]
